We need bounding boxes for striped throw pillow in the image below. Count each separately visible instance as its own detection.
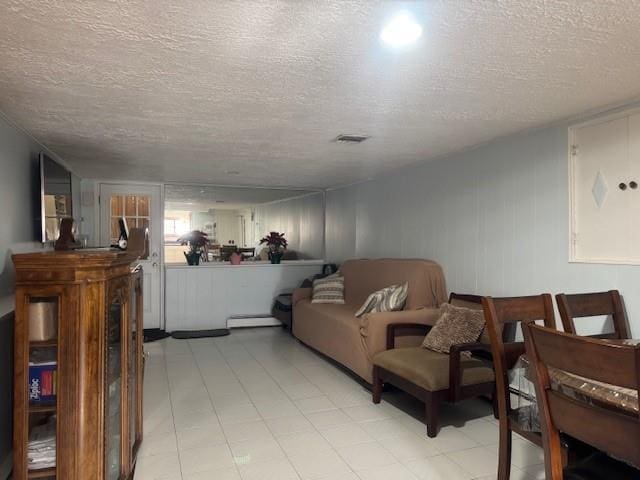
[354,283,408,318]
[311,273,345,304]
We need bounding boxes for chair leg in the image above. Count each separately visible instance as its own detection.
[497,422,512,480]
[425,392,441,438]
[492,392,499,419]
[372,367,383,404]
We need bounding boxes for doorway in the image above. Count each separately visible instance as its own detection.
[99,183,163,329]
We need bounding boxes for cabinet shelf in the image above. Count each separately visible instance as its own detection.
[29,404,56,414]
[27,467,55,478]
[29,340,57,348]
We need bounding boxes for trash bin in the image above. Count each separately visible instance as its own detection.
[272,294,293,330]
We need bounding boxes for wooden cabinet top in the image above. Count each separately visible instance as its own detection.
[12,249,140,284]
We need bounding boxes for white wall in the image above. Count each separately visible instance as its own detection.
[253,192,324,259]
[325,111,640,337]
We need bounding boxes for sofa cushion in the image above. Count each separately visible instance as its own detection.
[293,300,372,381]
[311,273,345,304]
[340,259,447,310]
[422,303,485,354]
[355,283,408,318]
[373,347,495,392]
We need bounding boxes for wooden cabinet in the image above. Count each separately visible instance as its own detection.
[12,250,144,480]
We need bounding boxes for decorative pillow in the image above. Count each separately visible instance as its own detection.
[354,283,408,318]
[422,303,485,354]
[311,273,345,304]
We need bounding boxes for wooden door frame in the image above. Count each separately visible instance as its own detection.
[97,181,165,330]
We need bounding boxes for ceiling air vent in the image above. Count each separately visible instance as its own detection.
[334,134,370,144]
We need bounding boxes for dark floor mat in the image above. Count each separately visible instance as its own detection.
[171,329,230,339]
[143,328,171,343]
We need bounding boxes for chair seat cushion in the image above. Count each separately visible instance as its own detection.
[373,347,495,392]
[563,451,639,480]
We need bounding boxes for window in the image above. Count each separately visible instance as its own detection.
[109,195,150,244]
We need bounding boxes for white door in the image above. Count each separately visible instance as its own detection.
[99,183,163,329]
[572,116,631,262]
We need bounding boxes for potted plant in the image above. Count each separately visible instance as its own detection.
[177,230,209,265]
[260,231,288,264]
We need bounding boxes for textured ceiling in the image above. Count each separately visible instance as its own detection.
[164,184,316,211]
[2,1,640,188]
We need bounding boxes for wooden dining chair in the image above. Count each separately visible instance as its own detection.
[556,290,630,340]
[523,323,640,479]
[482,295,556,480]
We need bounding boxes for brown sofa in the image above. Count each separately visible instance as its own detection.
[292,259,448,384]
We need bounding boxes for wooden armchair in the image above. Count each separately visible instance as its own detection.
[482,294,556,480]
[556,290,630,339]
[371,293,510,438]
[523,323,640,479]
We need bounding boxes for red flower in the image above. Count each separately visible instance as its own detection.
[259,231,288,249]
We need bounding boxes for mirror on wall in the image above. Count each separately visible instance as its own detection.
[40,153,73,243]
[164,184,324,263]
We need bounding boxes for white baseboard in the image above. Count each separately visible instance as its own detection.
[227,316,281,328]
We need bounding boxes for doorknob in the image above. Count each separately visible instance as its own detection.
[152,252,159,258]
[152,262,159,268]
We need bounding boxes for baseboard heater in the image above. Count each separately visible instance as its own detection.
[226,314,281,328]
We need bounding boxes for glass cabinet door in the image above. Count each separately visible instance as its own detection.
[129,276,139,455]
[106,297,123,480]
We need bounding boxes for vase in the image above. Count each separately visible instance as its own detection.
[184,251,200,266]
[230,252,243,265]
[269,252,283,264]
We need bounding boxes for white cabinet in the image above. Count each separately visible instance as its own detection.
[570,110,640,264]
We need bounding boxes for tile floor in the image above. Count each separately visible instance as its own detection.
[135,327,545,480]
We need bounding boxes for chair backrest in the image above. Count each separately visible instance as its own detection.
[482,295,556,418]
[556,290,630,339]
[523,323,640,479]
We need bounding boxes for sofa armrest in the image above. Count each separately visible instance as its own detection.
[292,288,312,306]
[386,323,432,350]
[449,342,493,402]
[360,308,441,361]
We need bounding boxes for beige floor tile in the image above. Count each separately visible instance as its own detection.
[404,455,473,480]
[230,437,286,466]
[446,445,498,478]
[222,419,274,443]
[176,424,226,451]
[237,457,300,480]
[319,423,374,448]
[266,415,314,437]
[288,449,352,479]
[336,441,396,471]
[356,462,419,480]
[179,444,235,475]
[294,395,337,414]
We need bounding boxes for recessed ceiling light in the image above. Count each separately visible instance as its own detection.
[216,200,225,203]
[380,11,423,48]
[226,170,240,175]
